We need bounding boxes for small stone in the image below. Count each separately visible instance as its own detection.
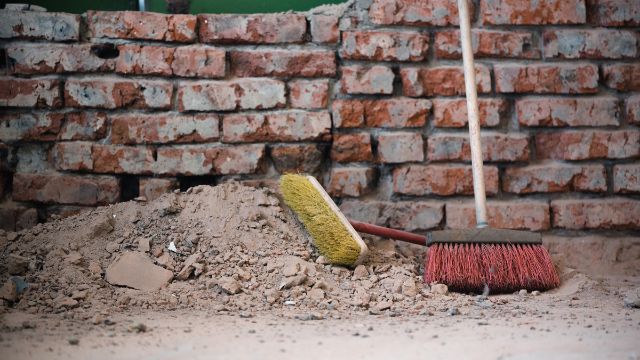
[623,287,640,308]
[64,252,83,265]
[282,260,300,277]
[264,288,281,304]
[68,338,79,346]
[7,232,18,242]
[55,296,78,308]
[129,323,148,333]
[0,279,18,302]
[295,313,324,321]
[430,283,448,295]
[91,314,105,325]
[315,256,328,264]
[71,290,88,300]
[6,254,29,275]
[176,253,203,280]
[532,290,541,296]
[219,277,242,295]
[375,300,392,312]
[353,265,369,279]
[447,307,459,316]
[519,289,528,296]
[308,288,325,301]
[138,238,150,253]
[278,274,307,290]
[402,278,418,297]
[87,261,102,277]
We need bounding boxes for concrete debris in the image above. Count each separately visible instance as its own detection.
[430,284,448,295]
[105,252,173,291]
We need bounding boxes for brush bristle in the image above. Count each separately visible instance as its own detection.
[280,174,363,267]
[425,243,560,293]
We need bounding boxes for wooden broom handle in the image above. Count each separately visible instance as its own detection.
[458,0,488,227]
[349,220,426,246]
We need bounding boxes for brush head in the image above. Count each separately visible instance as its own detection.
[279,174,368,267]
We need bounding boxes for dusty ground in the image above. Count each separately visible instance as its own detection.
[0,183,639,359]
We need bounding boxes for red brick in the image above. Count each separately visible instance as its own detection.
[310,14,339,43]
[0,10,79,41]
[340,30,429,61]
[59,112,108,141]
[332,100,365,128]
[198,14,306,44]
[64,78,172,109]
[481,0,586,25]
[447,201,550,231]
[393,164,499,196]
[433,98,506,127]
[230,49,336,77]
[503,163,607,194]
[271,144,325,175]
[340,200,444,231]
[427,132,529,162]
[613,164,640,193]
[116,44,173,76]
[177,79,285,112]
[544,29,639,59]
[0,112,63,142]
[341,65,394,95]
[111,114,219,144]
[15,144,52,173]
[588,0,640,26]
[365,98,431,128]
[155,144,265,176]
[516,97,620,127]
[87,11,196,42]
[401,65,491,97]
[12,173,119,205]
[288,79,329,110]
[331,133,373,163]
[139,178,177,201]
[551,198,640,229]
[327,167,377,197]
[627,95,640,124]
[54,142,93,171]
[91,145,155,174]
[369,0,464,26]
[0,78,61,108]
[376,132,424,163]
[172,46,226,78]
[602,63,640,91]
[7,44,114,74]
[495,63,598,94]
[222,111,331,143]
[536,130,640,160]
[435,30,539,59]
[115,45,225,78]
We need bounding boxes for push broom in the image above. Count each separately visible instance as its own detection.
[280,0,559,293]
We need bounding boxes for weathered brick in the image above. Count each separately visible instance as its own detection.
[271,144,325,174]
[155,144,265,175]
[495,63,598,94]
[116,44,173,76]
[602,63,640,91]
[91,145,155,174]
[447,201,550,231]
[111,114,219,145]
[516,97,620,127]
[172,46,226,78]
[178,79,285,111]
[230,49,336,77]
[401,65,491,97]
[139,178,177,201]
[588,0,640,26]
[365,98,431,128]
[87,11,196,42]
[0,10,79,41]
[544,29,638,59]
[64,78,173,109]
[0,112,63,142]
[341,65,394,95]
[340,30,429,61]
[613,164,640,193]
[536,130,640,160]
[288,79,329,110]
[7,44,114,74]
[481,0,586,25]
[115,44,226,78]
[427,132,530,162]
[327,167,376,197]
[433,98,506,127]
[310,14,339,43]
[59,112,108,141]
[331,133,373,163]
[503,163,607,194]
[53,142,93,171]
[369,0,463,26]
[222,111,331,143]
[393,164,499,196]
[341,200,444,231]
[0,78,61,108]
[332,100,365,128]
[12,173,119,205]
[376,132,424,163]
[627,95,640,124]
[551,198,640,229]
[15,144,52,173]
[198,14,306,44]
[435,30,539,59]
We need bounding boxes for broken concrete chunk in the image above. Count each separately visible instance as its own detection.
[6,254,30,275]
[353,264,369,279]
[279,274,307,290]
[624,287,640,308]
[402,278,418,297]
[137,238,150,253]
[430,283,448,295]
[105,251,173,291]
[176,253,203,280]
[0,279,18,302]
[219,277,242,295]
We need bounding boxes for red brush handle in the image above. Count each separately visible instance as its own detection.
[349,220,426,246]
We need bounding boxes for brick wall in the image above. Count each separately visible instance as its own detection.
[0,0,639,234]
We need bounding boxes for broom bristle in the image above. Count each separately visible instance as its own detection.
[279,174,367,267]
[425,243,560,293]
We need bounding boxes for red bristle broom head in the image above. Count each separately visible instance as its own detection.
[423,229,561,294]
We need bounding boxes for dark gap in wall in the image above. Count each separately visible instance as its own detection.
[90,43,120,59]
[120,175,140,201]
[0,48,6,72]
[179,176,217,192]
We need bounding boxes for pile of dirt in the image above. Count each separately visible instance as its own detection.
[0,183,445,319]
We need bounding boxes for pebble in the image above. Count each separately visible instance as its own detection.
[68,338,79,345]
[219,277,242,295]
[532,290,541,296]
[519,289,528,296]
[623,287,640,308]
[353,265,369,280]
